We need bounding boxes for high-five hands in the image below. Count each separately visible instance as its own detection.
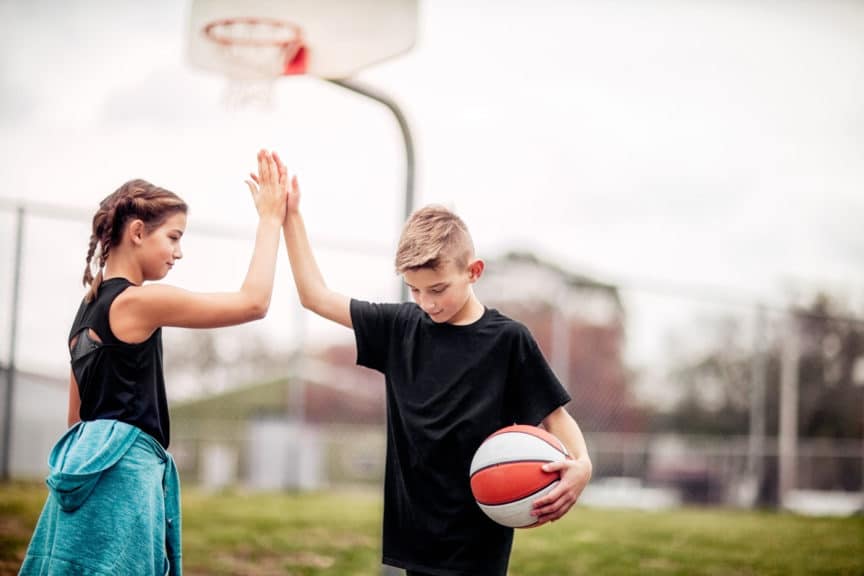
[246,149,289,223]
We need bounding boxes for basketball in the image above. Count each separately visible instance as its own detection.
[469,424,569,528]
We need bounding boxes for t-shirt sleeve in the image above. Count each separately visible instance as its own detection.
[350,298,401,372]
[510,325,572,425]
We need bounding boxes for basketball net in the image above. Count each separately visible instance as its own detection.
[203,17,307,110]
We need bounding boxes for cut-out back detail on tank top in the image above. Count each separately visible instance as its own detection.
[70,328,103,363]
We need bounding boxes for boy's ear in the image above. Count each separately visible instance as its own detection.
[127,219,146,246]
[467,258,485,282]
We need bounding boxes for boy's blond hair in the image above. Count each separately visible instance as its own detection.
[395,205,475,273]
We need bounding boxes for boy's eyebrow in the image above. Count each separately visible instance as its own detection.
[404,281,449,290]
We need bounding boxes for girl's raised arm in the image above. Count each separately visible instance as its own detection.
[110,150,288,343]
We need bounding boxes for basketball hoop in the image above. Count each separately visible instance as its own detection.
[202,17,307,108]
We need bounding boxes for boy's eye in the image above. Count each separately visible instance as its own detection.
[431,286,446,294]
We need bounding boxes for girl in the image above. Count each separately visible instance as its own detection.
[19,150,287,576]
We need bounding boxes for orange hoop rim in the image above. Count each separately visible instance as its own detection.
[203,17,304,48]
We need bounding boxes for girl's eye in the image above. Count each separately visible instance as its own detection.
[432,287,445,294]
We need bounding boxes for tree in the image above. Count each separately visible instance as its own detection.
[657,294,864,442]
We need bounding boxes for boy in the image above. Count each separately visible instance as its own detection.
[278,161,592,575]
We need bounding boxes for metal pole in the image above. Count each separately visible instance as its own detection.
[778,312,800,508]
[747,305,767,505]
[1,206,25,481]
[326,79,415,302]
[326,77,416,576]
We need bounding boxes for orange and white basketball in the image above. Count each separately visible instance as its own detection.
[469,424,569,528]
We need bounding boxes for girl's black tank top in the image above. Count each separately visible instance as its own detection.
[68,277,170,448]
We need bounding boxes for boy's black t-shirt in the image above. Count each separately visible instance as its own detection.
[350,299,571,576]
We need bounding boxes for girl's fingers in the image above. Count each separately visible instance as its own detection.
[258,150,271,183]
[266,154,279,186]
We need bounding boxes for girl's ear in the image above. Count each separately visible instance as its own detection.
[127,219,146,246]
[467,258,485,282]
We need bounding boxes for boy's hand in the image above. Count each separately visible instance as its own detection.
[530,456,592,526]
[272,151,301,221]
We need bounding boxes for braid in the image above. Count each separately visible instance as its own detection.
[83,202,113,302]
[82,233,99,288]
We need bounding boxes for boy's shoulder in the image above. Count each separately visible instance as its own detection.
[482,307,535,339]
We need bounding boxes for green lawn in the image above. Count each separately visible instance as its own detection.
[2,482,862,575]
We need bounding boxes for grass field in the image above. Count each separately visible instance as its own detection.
[2,482,863,575]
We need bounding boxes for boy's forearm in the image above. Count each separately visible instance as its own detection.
[282,211,353,328]
[559,424,591,467]
[282,211,329,309]
[545,408,592,466]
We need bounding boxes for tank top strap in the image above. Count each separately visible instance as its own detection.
[68,277,135,350]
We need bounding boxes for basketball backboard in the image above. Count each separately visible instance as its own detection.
[187,0,418,80]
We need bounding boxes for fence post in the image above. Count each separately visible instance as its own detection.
[1,205,25,481]
[747,305,767,504]
[778,312,800,507]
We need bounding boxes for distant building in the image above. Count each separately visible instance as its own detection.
[170,358,386,490]
[476,252,645,434]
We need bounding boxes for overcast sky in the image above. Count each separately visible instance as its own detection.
[1,0,863,399]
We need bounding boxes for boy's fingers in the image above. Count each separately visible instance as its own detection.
[250,173,259,184]
[273,151,287,174]
[542,461,566,473]
[533,497,568,520]
[532,484,563,509]
[540,496,576,519]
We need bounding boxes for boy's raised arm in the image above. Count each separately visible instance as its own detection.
[276,154,353,329]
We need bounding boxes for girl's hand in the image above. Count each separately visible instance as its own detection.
[245,149,288,224]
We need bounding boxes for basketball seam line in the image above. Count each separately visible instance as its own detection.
[470,459,555,476]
